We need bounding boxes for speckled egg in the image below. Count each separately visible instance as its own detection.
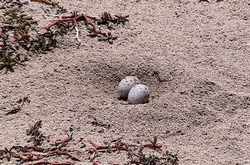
[128,84,150,104]
[117,76,140,100]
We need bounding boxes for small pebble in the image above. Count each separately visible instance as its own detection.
[117,76,140,100]
[128,84,150,104]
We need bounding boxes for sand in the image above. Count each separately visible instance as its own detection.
[0,0,250,164]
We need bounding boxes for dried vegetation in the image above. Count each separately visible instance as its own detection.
[0,0,128,73]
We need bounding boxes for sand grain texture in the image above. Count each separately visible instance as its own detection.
[0,0,250,164]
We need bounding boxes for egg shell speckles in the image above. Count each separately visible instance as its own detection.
[128,84,150,104]
[117,76,140,100]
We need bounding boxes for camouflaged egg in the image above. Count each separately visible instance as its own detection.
[128,84,150,104]
[118,76,140,100]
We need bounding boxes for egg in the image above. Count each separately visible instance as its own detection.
[117,76,140,100]
[128,84,150,104]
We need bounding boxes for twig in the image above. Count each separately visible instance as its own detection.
[5,96,30,115]
[52,132,73,149]
[43,12,125,44]
[5,106,21,115]
[47,150,80,161]
[74,26,81,43]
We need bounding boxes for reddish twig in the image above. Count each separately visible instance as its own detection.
[47,150,80,161]
[5,132,80,163]
[88,138,162,153]
[87,137,162,163]
[53,133,73,149]
[43,12,118,44]
[9,147,80,162]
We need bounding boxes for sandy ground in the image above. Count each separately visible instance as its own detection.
[0,0,250,164]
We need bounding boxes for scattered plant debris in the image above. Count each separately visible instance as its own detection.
[90,116,111,129]
[0,0,28,9]
[126,149,179,165]
[0,143,80,164]
[26,120,46,146]
[88,136,179,165]
[87,136,162,155]
[5,106,22,115]
[0,1,129,73]
[0,130,179,165]
[16,96,31,104]
[0,126,78,164]
[43,11,128,44]
[5,96,30,115]
[0,7,37,73]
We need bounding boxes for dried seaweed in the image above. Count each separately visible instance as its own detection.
[43,11,128,44]
[26,121,46,146]
[0,8,37,73]
[5,96,30,115]
[88,137,179,165]
[0,127,79,164]
[0,6,67,72]
[0,1,129,72]
[97,12,129,28]
[0,0,28,9]
[1,130,179,165]
[5,106,21,115]
[90,116,111,129]
[126,150,179,165]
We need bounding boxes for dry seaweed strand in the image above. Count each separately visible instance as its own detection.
[43,11,128,44]
[0,124,79,164]
[0,133,178,164]
[26,120,46,146]
[5,96,30,115]
[0,1,129,73]
[0,7,38,73]
[0,0,28,9]
[86,136,179,164]
[88,136,162,154]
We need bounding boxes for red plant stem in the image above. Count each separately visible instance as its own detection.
[88,140,99,149]
[44,14,108,37]
[88,139,162,154]
[47,150,80,161]
[54,133,72,147]
[45,14,87,30]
